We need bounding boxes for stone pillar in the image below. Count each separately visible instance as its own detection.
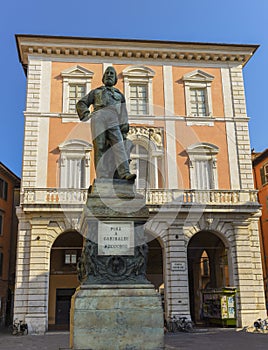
[25,217,50,334]
[164,226,191,320]
[13,211,31,323]
[232,221,266,327]
[70,179,164,350]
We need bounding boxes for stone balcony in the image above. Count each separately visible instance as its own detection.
[20,187,260,213]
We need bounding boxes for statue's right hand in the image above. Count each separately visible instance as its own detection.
[80,111,91,122]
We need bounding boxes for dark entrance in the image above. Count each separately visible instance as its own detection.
[55,288,76,329]
[187,231,229,324]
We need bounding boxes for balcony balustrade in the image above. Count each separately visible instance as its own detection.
[20,187,259,211]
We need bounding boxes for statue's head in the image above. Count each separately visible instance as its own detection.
[102,66,118,87]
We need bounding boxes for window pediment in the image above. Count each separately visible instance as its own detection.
[183,70,214,83]
[187,142,219,155]
[122,65,155,79]
[61,65,94,79]
[59,139,92,152]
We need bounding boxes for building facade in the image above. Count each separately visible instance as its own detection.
[252,149,268,308]
[0,162,20,327]
[14,34,266,334]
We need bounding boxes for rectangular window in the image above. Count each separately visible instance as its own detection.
[69,84,86,113]
[260,164,268,185]
[195,159,214,190]
[0,252,3,277]
[0,212,3,235]
[130,85,148,115]
[65,250,77,264]
[190,88,207,116]
[0,178,8,200]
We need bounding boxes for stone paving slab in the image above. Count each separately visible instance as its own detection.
[0,328,268,350]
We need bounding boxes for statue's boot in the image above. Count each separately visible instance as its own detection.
[123,173,137,182]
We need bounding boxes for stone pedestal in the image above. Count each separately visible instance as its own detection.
[70,285,164,350]
[70,179,164,349]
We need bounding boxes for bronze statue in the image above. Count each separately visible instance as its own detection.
[76,66,136,182]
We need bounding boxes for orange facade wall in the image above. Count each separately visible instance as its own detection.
[48,61,229,189]
[48,62,104,187]
[253,155,268,285]
[48,62,167,187]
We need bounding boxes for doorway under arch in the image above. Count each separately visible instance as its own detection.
[187,230,230,324]
[48,231,83,330]
[145,234,163,289]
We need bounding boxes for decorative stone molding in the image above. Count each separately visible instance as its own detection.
[61,65,94,114]
[183,69,214,120]
[16,35,258,69]
[187,142,219,189]
[122,65,155,115]
[128,126,163,149]
[58,139,92,189]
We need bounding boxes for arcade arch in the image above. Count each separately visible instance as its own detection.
[187,230,230,324]
[48,230,83,330]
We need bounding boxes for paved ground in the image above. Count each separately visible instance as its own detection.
[0,328,267,349]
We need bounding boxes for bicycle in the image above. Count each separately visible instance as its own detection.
[9,319,28,335]
[166,315,194,333]
[254,318,268,333]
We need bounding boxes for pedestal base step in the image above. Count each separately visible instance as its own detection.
[70,284,164,350]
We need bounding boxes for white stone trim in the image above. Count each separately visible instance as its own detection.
[26,59,42,112]
[17,36,257,67]
[40,61,52,113]
[103,62,113,73]
[163,66,174,116]
[163,66,178,189]
[221,67,240,189]
[128,127,164,189]
[183,70,214,124]
[36,117,50,187]
[58,139,92,189]
[230,65,247,117]
[187,143,219,190]
[221,68,234,118]
[225,121,240,189]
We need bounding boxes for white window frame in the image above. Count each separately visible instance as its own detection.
[128,127,164,189]
[187,143,219,190]
[65,250,77,265]
[122,66,155,116]
[183,70,214,118]
[58,139,92,189]
[61,65,94,114]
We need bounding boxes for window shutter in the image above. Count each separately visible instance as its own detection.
[260,166,266,185]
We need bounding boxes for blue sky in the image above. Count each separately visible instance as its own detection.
[0,0,268,177]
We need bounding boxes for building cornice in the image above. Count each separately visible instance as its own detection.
[0,162,21,184]
[16,34,259,74]
[252,149,268,166]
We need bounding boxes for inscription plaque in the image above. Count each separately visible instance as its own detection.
[98,221,134,256]
[171,262,186,271]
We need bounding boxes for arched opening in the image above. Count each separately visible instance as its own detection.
[48,231,83,330]
[187,231,229,325]
[145,233,164,313]
[128,127,164,190]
